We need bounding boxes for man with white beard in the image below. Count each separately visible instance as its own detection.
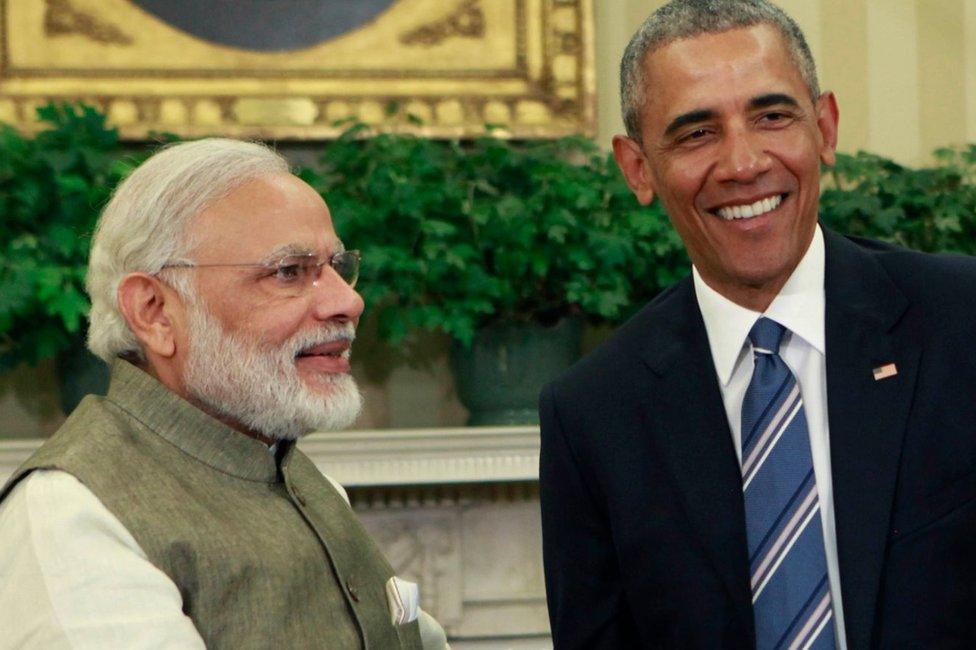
[0,138,448,649]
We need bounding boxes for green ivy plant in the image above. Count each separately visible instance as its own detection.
[0,104,138,369]
[820,148,976,254]
[304,126,686,348]
[3,103,976,370]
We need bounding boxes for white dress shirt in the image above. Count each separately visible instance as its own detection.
[692,225,847,649]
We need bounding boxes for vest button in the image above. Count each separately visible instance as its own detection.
[346,578,360,602]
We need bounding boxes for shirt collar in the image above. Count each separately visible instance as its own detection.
[693,225,826,386]
[106,359,286,483]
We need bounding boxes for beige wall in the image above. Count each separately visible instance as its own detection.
[596,0,975,165]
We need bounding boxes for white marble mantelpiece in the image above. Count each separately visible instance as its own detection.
[0,426,541,486]
[0,427,552,647]
[301,425,542,486]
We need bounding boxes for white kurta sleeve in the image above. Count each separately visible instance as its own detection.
[0,470,206,649]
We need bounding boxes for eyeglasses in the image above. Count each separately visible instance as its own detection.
[160,250,361,298]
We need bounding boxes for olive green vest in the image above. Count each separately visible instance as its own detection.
[1,360,423,650]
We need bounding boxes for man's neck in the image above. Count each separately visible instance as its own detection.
[694,273,789,313]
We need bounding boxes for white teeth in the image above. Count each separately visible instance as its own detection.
[716,194,782,221]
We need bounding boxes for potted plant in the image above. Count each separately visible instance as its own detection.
[819,148,976,254]
[307,127,687,424]
[0,104,136,413]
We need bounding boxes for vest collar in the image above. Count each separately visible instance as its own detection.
[106,359,285,483]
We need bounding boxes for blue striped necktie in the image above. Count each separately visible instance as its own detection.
[741,318,835,650]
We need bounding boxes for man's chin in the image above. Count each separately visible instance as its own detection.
[297,374,364,433]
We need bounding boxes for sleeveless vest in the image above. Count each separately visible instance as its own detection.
[1,360,423,650]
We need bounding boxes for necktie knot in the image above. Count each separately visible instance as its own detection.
[748,317,786,355]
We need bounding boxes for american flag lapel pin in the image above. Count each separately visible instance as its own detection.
[872,363,898,381]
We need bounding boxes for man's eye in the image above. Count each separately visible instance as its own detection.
[274,263,305,282]
[760,111,793,125]
[678,128,711,144]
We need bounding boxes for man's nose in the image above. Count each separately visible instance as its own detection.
[310,268,365,323]
[714,128,772,183]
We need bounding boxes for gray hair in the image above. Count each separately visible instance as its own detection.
[86,138,289,363]
[620,0,820,142]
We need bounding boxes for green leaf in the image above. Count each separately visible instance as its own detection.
[421,220,458,237]
[50,291,89,332]
[35,267,65,301]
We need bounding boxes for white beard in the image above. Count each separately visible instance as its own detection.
[181,301,363,440]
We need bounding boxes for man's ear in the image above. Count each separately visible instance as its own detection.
[116,273,180,359]
[815,91,840,167]
[612,135,656,205]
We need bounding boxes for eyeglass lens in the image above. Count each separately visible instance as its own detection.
[331,251,360,287]
[273,251,359,297]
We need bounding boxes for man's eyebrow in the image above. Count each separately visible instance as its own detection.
[259,241,346,264]
[749,93,800,110]
[259,244,313,264]
[663,109,715,137]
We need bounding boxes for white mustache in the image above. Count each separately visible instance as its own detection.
[288,322,356,357]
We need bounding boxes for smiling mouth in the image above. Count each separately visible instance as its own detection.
[714,193,785,221]
[293,340,352,375]
[295,340,351,360]
[297,351,345,359]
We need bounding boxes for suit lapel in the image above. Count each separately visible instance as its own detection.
[639,281,754,639]
[823,229,920,648]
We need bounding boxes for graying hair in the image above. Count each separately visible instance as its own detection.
[86,138,289,363]
[620,0,820,142]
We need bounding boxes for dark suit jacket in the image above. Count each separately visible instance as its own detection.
[540,228,976,649]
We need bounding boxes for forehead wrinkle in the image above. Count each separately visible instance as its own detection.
[648,29,789,114]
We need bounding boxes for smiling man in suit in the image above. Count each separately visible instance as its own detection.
[539,1,976,648]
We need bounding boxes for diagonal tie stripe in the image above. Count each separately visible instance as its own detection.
[742,385,804,490]
[742,373,795,454]
[741,318,836,650]
[752,491,820,601]
[750,473,820,597]
[749,469,816,565]
[787,588,833,650]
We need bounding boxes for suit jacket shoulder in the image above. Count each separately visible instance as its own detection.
[546,273,698,403]
[852,236,976,326]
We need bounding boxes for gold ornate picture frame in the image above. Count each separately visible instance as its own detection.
[0,0,594,140]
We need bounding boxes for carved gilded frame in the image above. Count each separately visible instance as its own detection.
[0,0,594,140]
